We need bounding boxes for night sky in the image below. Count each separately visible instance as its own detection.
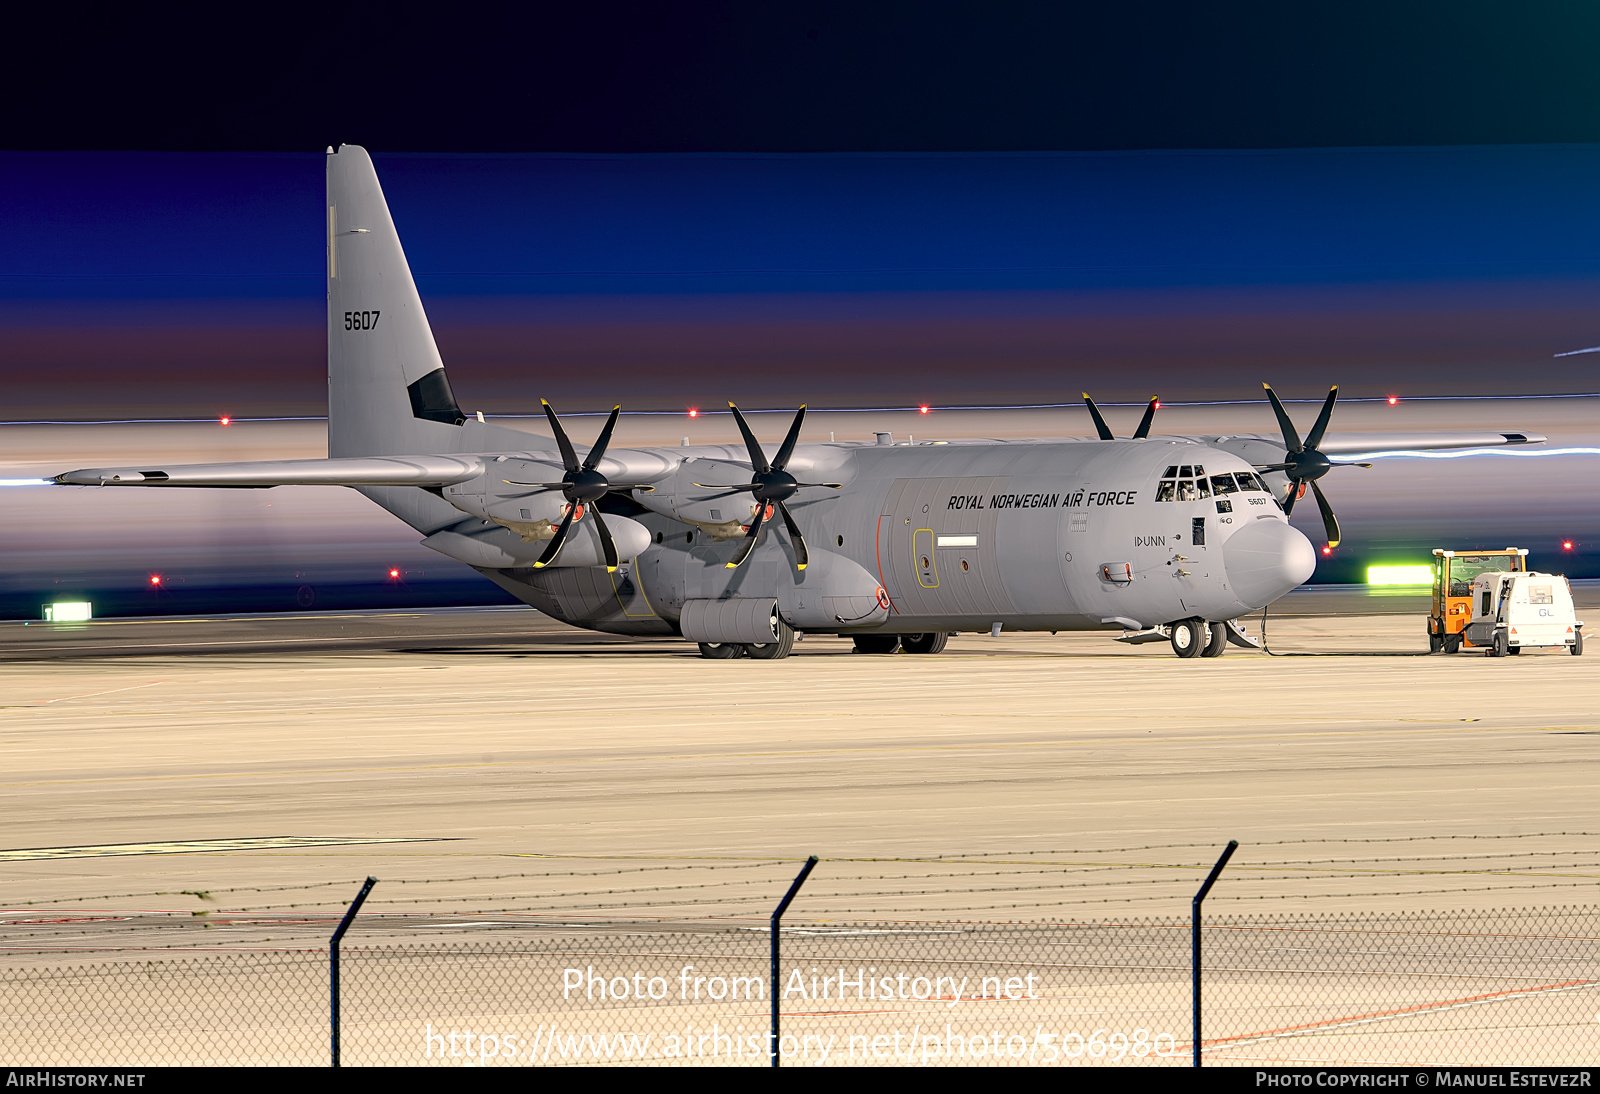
[5,145,1600,421]
[9,3,1600,153]
[9,4,1600,420]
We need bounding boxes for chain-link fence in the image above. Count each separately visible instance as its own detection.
[3,906,1597,1066]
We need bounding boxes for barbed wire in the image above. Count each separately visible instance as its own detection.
[5,834,1599,925]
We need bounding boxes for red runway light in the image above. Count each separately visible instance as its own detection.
[1387,396,1398,406]
[918,404,930,415]
[687,408,699,418]
[388,568,400,579]
[1564,541,1575,550]
[149,574,162,585]
[219,415,231,426]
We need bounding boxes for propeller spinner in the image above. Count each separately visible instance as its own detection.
[1258,383,1342,548]
[694,403,842,572]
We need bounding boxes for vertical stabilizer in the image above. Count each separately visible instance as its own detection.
[326,145,464,457]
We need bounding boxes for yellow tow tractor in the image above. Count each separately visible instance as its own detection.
[1429,547,1527,653]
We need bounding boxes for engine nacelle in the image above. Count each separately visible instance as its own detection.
[630,458,760,537]
[422,512,650,569]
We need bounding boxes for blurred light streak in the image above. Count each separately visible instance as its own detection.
[1339,447,1600,461]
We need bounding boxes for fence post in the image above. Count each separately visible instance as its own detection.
[1192,840,1238,1068]
[770,855,819,1068]
[330,876,378,1068]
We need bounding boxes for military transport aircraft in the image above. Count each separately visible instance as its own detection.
[52,146,1546,659]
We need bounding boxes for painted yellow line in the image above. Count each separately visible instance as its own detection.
[0,836,438,861]
[0,722,1592,791]
[35,681,165,705]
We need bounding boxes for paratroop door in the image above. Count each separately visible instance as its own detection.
[878,476,1016,620]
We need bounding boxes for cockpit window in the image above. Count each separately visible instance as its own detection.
[1159,466,1257,502]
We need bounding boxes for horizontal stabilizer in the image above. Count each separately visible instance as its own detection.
[53,455,485,488]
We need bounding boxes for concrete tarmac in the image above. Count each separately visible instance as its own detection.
[2,597,1599,958]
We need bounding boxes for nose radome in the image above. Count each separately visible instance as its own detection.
[1223,519,1316,608]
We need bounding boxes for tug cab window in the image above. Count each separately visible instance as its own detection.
[1448,554,1515,598]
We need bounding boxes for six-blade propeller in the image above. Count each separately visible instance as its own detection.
[693,403,842,572]
[503,400,656,572]
[1083,393,1159,440]
[1257,383,1342,548]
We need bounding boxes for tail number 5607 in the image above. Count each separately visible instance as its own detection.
[344,310,381,331]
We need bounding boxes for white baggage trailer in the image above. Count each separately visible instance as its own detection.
[1460,571,1584,657]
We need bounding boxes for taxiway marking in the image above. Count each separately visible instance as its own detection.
[0,836,440,861]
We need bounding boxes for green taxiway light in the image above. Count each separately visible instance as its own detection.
[1366,565,1434,586]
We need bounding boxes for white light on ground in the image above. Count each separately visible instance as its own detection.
[43,602,92,621]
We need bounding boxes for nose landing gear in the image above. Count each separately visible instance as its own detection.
[1170,618,1204,658]
[1170,618,1228,658]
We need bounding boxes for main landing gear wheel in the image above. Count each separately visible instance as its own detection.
[698,642,744,659]
[852,634,902,654]
[1170,618,1205,659]
[901,632,949,655]
[1200,621,1228,658]
[744,620,796,660]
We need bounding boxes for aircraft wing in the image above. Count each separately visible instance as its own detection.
[1314,430,1546,456]
[52,455,487,488]
[1210,430,1546,464]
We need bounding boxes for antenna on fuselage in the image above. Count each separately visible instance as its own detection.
[1083,394,1159,440]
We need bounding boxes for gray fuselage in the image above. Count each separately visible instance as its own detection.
[453,432,1316,638]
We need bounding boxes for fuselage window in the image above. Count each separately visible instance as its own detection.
[1176,479,1198,502]
[1156,480,1176,502]
[1211,474,1239,495]
[1196,476,1212,499]
[1178,465,1193,478]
